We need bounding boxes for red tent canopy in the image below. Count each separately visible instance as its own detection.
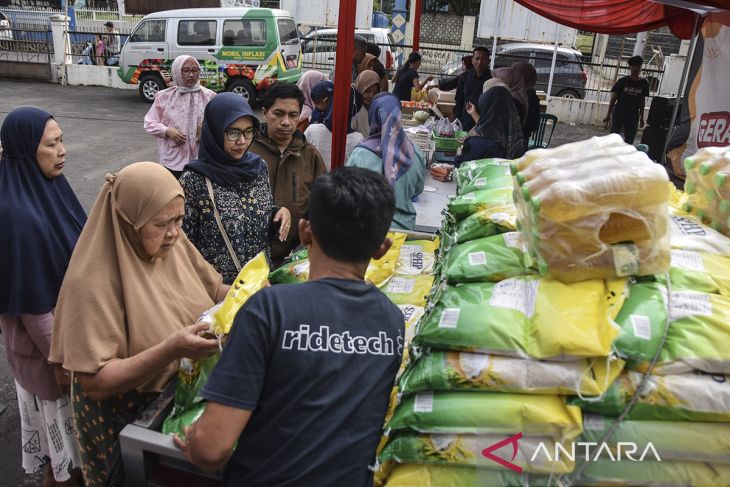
[511,0,728,38]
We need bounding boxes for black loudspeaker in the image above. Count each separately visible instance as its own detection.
[647,96,681,130]
[641,125,668,162]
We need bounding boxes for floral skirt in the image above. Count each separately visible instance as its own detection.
[71,374,156,487]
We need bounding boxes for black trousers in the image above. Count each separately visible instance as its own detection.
[610,113,640,145]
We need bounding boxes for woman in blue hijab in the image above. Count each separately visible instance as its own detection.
[346,92,426,230]
[180,93,291,283]
[0,107,84,486]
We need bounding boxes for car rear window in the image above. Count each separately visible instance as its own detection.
[178,20,217,46]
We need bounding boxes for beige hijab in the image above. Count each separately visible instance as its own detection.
[50,162,222,392]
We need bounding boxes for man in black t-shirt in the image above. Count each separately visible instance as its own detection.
[604,55,650,144]
[174,168,404,487]
[431,46,492,131]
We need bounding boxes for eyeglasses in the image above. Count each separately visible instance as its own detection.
[181,68,200,75]
[224,127,256,142]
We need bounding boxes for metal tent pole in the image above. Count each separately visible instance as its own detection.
[661,12,701,170]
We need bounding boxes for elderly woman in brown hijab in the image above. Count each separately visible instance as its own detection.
[352,69,382,138]
[50,162,229,486]
[511,61,541,143]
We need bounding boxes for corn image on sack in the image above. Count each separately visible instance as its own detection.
[387,391,583,442]
[379,432,574,474]
[447,188,513,221]
[613,282,730,374]
[414,277,625,360]
[572,370,730,422]
[398,350,623,397]
[579,414,730,464]
[442,232,532,283]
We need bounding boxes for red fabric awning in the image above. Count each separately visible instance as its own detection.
[510,0,726,38]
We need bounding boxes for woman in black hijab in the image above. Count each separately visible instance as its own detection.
[180,93,290,283]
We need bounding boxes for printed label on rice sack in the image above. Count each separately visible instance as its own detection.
[630,314,653,341]
[397,244,436,275]
[468,251,487,266]
[671,249,706,272]
[488,278,540,318]
[670,291,713,321]
[439,308,460,329]
[474,177,487,188]
[503,232,528,251]
[387,277,416,295]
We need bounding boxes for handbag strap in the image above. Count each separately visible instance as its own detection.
[205,177,242,271]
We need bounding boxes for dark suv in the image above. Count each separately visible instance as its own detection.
[495,43,587,99]
[440,43,587,99]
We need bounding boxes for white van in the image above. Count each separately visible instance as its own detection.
[300,27,398,74]
[118,8,302,103]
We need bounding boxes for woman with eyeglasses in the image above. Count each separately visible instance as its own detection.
[179,93,291,283]
[144,55,216,178]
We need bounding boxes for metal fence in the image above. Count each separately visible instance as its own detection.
[0,28,52,80]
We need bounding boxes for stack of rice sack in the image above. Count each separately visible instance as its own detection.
[378,158,632,486]
[683,147,730,236]
[512,133,671,283]
[565,190,730,486]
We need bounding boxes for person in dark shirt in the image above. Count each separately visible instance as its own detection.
[431,46,492,131]
[392,51,434,102]
[512,62,541,145]
[603,55,650,144]
[174,167,405,487]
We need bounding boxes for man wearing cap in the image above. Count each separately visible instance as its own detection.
[104,22,120,65]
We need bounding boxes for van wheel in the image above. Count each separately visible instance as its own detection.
[557,88,581,99]
[228,78,256,104]
[139,74,164,103]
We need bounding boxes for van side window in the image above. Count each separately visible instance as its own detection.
[178,20,216,46]
[277,19,298,45]
[130,19,166,43]
[223,19,267,46]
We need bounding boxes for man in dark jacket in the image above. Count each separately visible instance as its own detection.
[432,46,492,131]
[250,82,327,265]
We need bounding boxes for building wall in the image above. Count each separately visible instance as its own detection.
[124,0,218,15]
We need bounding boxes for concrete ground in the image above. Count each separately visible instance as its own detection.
[0,78,614,486]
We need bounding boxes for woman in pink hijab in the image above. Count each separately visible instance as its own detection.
[144,55,216,178]
[296,70,326,131]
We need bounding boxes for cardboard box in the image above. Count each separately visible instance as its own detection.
[437,101,456,120]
